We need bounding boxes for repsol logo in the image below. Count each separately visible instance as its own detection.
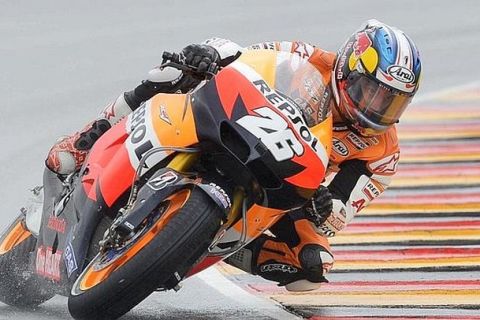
[332,138,349,156]
[260,264,298,274]
[253,80,322,156]
[387,65,415,84]
[130,103,154,162]
[346,132,369,150]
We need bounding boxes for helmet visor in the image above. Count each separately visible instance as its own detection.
[345,71,412,128]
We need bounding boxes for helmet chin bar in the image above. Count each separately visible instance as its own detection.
[336,92,388,137]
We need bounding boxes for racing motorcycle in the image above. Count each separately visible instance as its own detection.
[0,49,332,319]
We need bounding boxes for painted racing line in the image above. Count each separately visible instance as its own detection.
[214,82,480,319]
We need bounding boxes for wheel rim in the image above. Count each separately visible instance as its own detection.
[76,189,191,292]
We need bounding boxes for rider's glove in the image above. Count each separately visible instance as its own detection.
[304,186,333,227]
[181,44,220,74]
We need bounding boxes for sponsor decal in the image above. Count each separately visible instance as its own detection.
[208,183,231,210]
[336,42,353,79]
[332,138,349,156]
[47,215,66,234]
[349,31,379,73]
[231,65,329,168]
[346,132,369,150]
[159,105,171,125]
[249,42,275,50]
[292,42,313,59]
[351,198,366,213]
[148,171,178,190]
[237,106,303,161]
[64,243,78,277]
[260,264,298,274]
[204,37,229,47]
[354,32,373,57]
[237,80,325,163]
[102,101,116,121]
[126,101,170,169]
[36,246,62,282]
[333,125,349,131]
[325,215,345,233]
[264,42,276,50]
[319,224,336,237]
[317,88,331,122]
[128,103,154,164]
[362,181,381,201]
[369,152,400,174]
[387,65,415,84]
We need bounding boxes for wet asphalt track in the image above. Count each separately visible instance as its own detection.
[1,0,480,319]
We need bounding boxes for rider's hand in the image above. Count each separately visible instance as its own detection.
[181,44,220,74]
[304,186,333,227]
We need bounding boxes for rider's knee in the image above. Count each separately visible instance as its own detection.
[299,244,334,283]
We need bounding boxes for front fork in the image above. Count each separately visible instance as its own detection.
[102,151,241,249]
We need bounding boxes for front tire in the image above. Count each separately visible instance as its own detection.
[0,215,54,307]
[68,187,223,320]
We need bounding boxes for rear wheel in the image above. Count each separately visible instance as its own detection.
[0,215,54,307]
[68,187,223,320]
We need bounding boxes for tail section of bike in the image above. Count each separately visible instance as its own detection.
[0,214,54,307]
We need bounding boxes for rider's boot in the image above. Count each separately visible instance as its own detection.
[46,94,132,175]
[225,219,334,292]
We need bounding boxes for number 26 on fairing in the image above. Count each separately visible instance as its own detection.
[237,107,304,162]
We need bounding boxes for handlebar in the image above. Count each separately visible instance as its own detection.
[161,51,219,80]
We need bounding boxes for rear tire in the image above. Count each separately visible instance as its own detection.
[0,216,54,307]
[68,187,223,320]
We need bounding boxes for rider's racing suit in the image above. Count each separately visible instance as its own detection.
[44,38,400,291]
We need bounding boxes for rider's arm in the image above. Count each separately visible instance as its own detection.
[99,66,193,123]
[316,139,400,237]
[112,38,243,113]
[202,38,243,66]
[248,41,316,58]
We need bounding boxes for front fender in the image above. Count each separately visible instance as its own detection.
[115,169,231,235]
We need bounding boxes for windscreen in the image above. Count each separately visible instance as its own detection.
[273,53,330,127]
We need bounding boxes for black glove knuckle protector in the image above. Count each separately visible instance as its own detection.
[181,44,220,74]
[305,186,333,227]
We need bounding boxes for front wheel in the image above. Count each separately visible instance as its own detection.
[68,187,223,320]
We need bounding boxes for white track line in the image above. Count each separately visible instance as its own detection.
[197,267,301,320]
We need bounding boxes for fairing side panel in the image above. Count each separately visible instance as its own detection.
[149,93,199,150]
[81,117,133,207]
[83,94,198,208]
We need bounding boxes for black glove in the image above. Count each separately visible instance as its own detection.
[181,44,220,74]
[304,186,333,227]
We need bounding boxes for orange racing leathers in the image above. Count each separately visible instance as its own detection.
[237,40,400,288]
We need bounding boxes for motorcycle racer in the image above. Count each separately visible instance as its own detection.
[38,19,421,292]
